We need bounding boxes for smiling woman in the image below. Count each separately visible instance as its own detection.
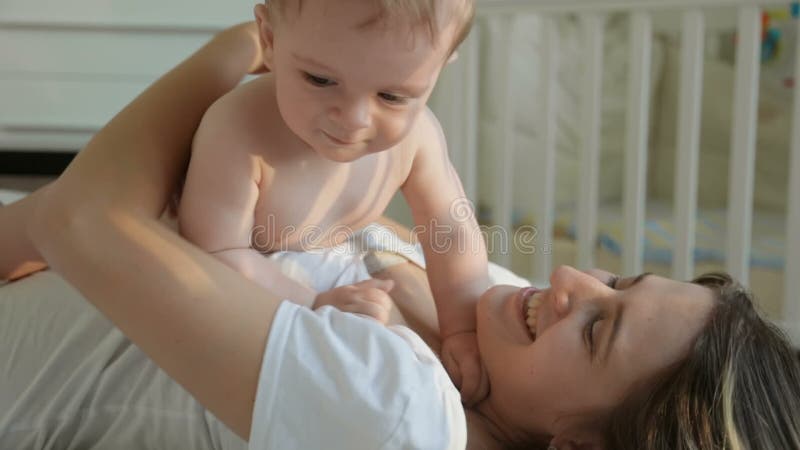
[471,267,717,447]
[465,266,800,449]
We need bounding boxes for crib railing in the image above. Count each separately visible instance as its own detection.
[439,0,800,343]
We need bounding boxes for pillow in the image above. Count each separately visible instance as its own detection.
[0,189,28,206]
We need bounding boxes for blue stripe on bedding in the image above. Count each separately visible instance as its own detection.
[562,206,786,270]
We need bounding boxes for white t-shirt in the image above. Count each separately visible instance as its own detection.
[249,302,467,450]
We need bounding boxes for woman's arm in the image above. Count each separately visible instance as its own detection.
[0,187,50,280]
[28,24,277,440]
[372,261,441,354]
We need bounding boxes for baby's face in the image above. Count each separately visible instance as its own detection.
[261,0,456,162]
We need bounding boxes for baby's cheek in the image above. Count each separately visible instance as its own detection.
[382,113,417,145]
[278,95,313,134]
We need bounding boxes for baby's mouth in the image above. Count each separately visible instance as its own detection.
[525,291,543,340]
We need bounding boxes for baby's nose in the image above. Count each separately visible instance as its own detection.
[333,98,371,131]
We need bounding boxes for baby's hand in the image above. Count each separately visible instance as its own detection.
[441,332,489,407]
[313,279,395,324]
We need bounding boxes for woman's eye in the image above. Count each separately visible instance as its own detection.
[585,316,602,354]
[304,73,335,87]
[378,92,407,104]
[606,276,620,289]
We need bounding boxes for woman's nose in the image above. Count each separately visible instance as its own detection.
[551,291,571,318]
[548,265,604,318]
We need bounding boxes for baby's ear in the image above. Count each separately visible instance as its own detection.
[253,3,276,70]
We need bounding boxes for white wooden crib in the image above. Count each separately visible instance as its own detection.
[432,0,800,344]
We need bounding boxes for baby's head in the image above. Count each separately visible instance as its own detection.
[254,0,474,162]
[265,0,474,56]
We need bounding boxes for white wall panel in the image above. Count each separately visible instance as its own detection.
[0,0,255,29]
[0,79,150,129]
[0,0,255,151]
[0,29,212,76]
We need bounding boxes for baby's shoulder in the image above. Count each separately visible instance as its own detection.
[208,75,276,126]
[198,75,281,154]
[406,106,447,157]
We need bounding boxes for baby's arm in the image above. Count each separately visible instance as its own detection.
[402,109,490,404]
[178,95,317,306]
[402,109,489,337]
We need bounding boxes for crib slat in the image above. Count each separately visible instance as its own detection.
[784,19,800,345]
[673,11,705,281]
[533,18,560,282]
[433,26,480,204]
[462,26,480,204]
[726,6,762,284]
[435,54,465,196]
[622,12,652,277]
[577,14,605,270]
[494,15,515,268]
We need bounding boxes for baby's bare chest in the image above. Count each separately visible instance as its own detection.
[250,157,406,253]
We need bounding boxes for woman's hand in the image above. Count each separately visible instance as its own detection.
[313,279,395,324]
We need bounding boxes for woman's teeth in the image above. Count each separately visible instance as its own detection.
[526,292,542,338]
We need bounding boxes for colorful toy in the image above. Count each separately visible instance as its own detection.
[761,3,799,62]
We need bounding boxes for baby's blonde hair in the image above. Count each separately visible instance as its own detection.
[266,0,475,56]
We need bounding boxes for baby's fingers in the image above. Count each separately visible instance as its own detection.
[458,358,489,407]
[344,300,392,324]
[441,351,463,391]
[354,278,395,293]
[360,287,394,310]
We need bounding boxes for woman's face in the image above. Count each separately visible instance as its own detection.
[475,265,716,442]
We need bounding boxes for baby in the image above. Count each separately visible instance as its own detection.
[178,0,489,403]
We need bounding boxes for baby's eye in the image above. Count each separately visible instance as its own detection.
[304,73,335,87]
[378,92,408,105]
